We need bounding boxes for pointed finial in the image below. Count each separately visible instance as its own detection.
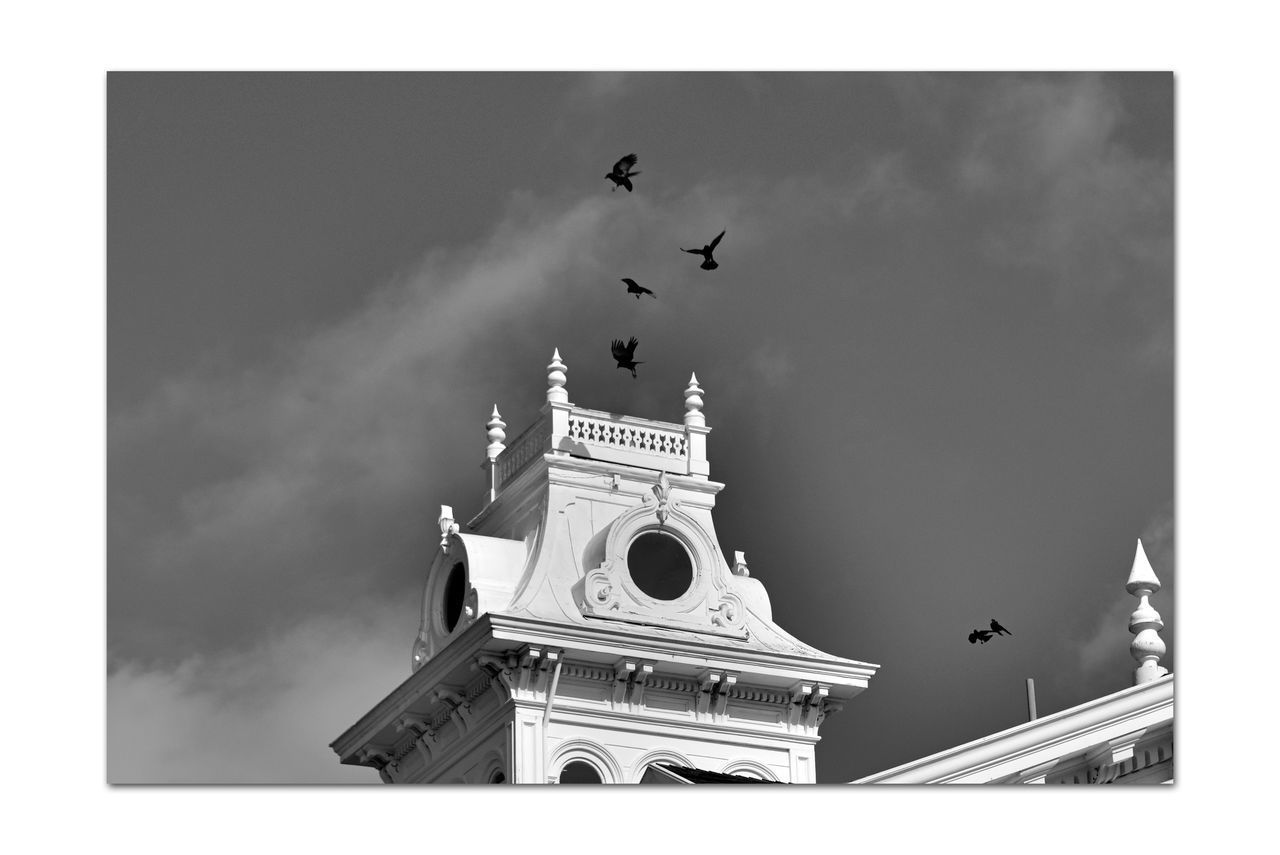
[684,372,705,427]
[485,405,507,461]
[547,348,568,404]
[1126,539,1167,685]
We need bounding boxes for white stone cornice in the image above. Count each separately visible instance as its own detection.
[485,613,879,692]
[852,676,1174,784]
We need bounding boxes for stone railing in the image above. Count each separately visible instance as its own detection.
[495,417,551,490]
[566,408,688,462]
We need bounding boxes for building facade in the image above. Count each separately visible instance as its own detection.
[330,350,879,783]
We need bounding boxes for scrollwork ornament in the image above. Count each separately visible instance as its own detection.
[711,592,745,628]
[585,564,620,610]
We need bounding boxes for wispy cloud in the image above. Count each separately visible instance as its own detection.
[110,152,927,670]
[108,599,407,783]
[958,74,1173,304]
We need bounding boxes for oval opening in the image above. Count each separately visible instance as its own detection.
[442,562,466,632]
[627,532,693,601]
[559,760,603,784]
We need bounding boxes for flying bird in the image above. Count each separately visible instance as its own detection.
[605,153,641,192]
[682,229,725,270]
[621,278,655,299]
[611,337,643,378]
[968,629,994,644]
[990,619,1012,636]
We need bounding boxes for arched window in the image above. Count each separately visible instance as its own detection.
[558,760,603,784]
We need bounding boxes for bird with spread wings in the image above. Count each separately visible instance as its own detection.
[611,337,643,378]
[682,229,725,270]
[621,278,655,299]
[605,153,641,192]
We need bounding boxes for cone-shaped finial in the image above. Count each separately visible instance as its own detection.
[547,348,568,404]
[1125,538,1161,595]
[1126,538,1167,685]
[683,372,705,427]
[485,405,507,461]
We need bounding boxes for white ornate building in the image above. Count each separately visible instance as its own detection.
[853,540,1173,784]
[330,350,879,783]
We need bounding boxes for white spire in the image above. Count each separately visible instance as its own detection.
[683,372,705,427]
[485,405,507,461]
[1126,539,1167,685]
[547,348,568,404]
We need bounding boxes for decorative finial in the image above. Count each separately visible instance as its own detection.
[732,550,750,577]
[684,372,705,427]
[1126,539,1167,685]
[438,505,459,553]
[547,348,568,404]
[485,405,507,461]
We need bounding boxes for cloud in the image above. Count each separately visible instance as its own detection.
[110,153,927,667]
[108,599,408,783]
[109,192,624,662]
[958,74,1173,305]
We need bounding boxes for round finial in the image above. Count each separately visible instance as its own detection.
[486,405,507,460]
[1126,539,1167,685]
[684,372,705,427]
[547,348,568,404]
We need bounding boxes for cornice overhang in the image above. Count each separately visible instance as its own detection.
[330,614,507,765]
[852,675,1174,784]
[332,611,882,767]
[486,613,879,695]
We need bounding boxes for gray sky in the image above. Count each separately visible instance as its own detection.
[107,72,1173,783]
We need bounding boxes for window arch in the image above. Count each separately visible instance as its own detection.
[558,761,603,784]
[632,749,694,783]
[548,739,622,784]
[721,760,779,781]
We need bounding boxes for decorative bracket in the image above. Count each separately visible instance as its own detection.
[612,659,655,707]
[438,504,459,552]
[697,669,737,717]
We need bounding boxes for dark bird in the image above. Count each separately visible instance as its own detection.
[605,153,641,192]
[682,229,725,270]
[990,619,1012,636]
[611,337,643,378]
[968,629,994,644]
[621,278,655,299]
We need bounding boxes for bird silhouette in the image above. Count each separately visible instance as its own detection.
[605,153,641,192]
[621,278,655,299]
[611,337,643,378]
[968,629,994,644]
[990,619,1012,636]
[682,229,725,270]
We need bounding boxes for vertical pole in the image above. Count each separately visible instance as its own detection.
[1026,678,1038,722]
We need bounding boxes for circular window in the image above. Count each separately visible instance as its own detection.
[626,532,693,601]
[442,562,466,632]
[559,761,603,784]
